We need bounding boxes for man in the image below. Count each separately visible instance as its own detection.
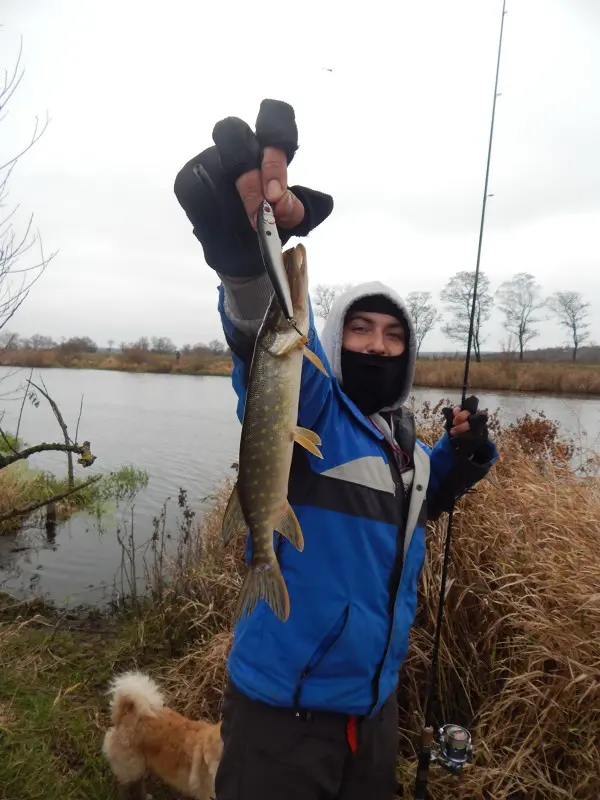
[174,99,498,800]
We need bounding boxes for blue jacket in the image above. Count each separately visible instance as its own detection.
[217,274,498,718]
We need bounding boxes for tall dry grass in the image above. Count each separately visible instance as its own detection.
[397,405,600,798]
[3,349,600,394]
[415,358,600,395]
[138,407,599,799]
[142,407,600,800]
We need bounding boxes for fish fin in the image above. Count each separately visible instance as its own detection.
[295,426,322,446]
[296,425,322,445]
[234,559,290,624]
[275,502,304,552]
[221,484,247,547]
[303,346,329,376]
[272,330,306,358]
[293,427,324,459]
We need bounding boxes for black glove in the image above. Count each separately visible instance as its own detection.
[173,99,334,278]
[442,395,494,464]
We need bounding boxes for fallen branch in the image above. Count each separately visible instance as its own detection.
[0,439,96,470]
[0,475,102,522]
[29,379,75,487]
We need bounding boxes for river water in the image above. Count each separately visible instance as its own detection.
[1,366,598,608]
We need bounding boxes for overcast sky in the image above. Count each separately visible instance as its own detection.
[2,0,599,352]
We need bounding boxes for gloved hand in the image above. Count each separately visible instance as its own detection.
[442,395,494,464]
[173,99,334,278]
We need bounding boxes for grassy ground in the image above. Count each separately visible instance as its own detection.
[0,598,178,800]
[0,410,599,799]
[3,348,600,394]
[0,480,236,800]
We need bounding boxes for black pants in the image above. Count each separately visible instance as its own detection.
[214,680,399,800]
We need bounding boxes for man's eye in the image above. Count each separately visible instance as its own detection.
[352,326,368,333]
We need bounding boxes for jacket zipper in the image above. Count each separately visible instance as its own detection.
[368,413,414,714]
[293,604,351,708]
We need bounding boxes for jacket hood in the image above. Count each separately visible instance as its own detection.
[320,281,417,412]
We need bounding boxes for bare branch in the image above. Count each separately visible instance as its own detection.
[0,112,51,173]
[0,331,18,355]
[74,394,84,444]
[0,437,96,470]
[0,423,20,456]
[440,271,493,362]
[0,475,102,523]
[0,36,24,115]
[0,35,55,335]
[406,292,441,356]
[311,283,353,319]
[29,378,75,485]
[495,272,545,361]
[547,291,591,362]
[15,365,33,438]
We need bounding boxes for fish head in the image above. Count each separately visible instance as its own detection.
[260,244,310,357]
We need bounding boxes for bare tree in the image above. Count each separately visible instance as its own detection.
[1,37,55,336]
[208,339,226,355]
[495,272,545,361]
[547,291,591,362]
[312,283,353,319]
[405,291,441,356]
[151,336,176,355]
[499,333,518,358]
[0,329,19,350]
[0,39,98,527]
[59,335,98,353]
[26,333,56,350]
[121,336,149,352]
[440,271,493,362]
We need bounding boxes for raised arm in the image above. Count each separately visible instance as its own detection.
[173,99,334,423]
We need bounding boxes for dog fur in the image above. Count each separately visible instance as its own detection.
[102,670,223,800]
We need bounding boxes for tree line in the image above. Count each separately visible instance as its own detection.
[0,333,230,357]
[1,272,593,364]
[311,273,594,362]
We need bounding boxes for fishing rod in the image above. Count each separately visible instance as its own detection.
[413,2,508,798]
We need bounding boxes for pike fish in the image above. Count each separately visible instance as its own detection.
[222,243,328,624]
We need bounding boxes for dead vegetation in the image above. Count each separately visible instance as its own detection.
[143,407,600,799]
[3,349,600,394]
[0,347,232,377]
[1,410,598,799]
[414,358,600,395]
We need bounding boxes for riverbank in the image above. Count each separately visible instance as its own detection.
[0,455,149,536]
[0,348,232,377]
[414,358,600,395]
[2,349,600,394]
[1,411,598,799]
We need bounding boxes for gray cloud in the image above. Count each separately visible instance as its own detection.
[2,0,599,352]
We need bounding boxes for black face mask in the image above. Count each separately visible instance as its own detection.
[340,348,408,416]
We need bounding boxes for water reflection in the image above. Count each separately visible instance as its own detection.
[0,367,598,607]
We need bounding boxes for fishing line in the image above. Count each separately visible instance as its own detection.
[413,2,508,798]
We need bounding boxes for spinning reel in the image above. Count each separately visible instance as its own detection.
[430,724,473,775]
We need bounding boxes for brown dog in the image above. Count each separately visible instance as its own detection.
[102,671,223,800]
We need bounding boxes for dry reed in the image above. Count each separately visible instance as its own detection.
[3,349,600,394]
[144,410,599,799]
[0,348,232,377]
[415,359,600,395]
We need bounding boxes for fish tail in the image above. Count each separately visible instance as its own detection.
[234,558,290,624]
